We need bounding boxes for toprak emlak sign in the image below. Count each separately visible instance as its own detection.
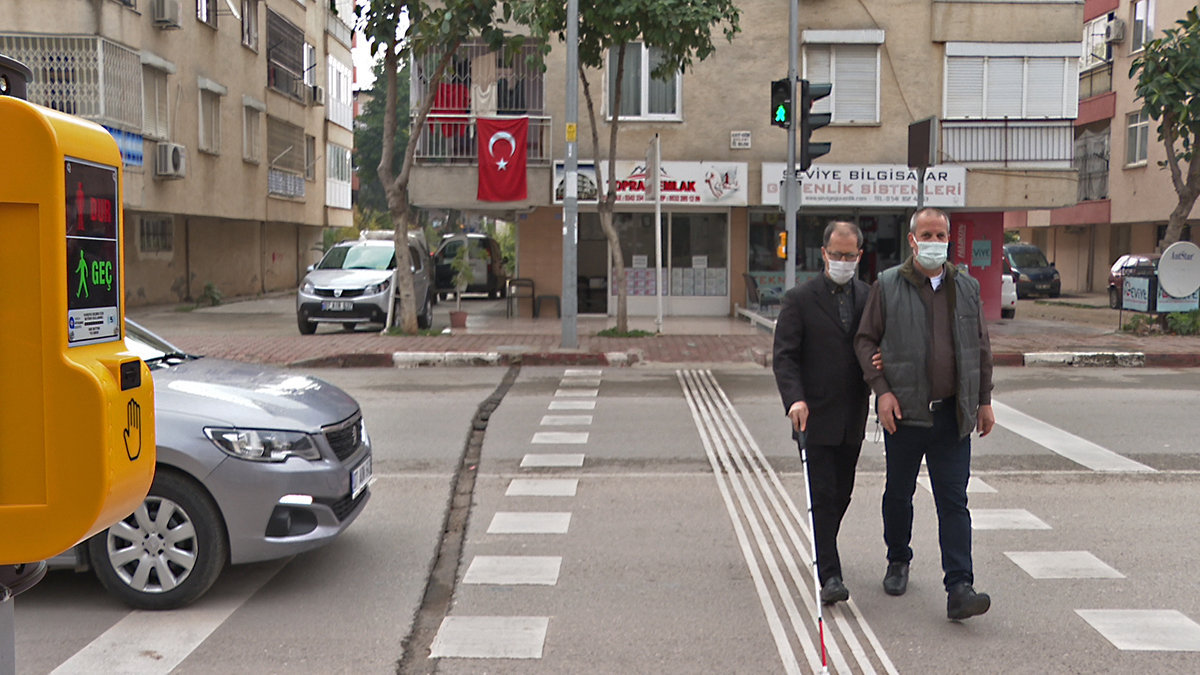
[603,161,748,206]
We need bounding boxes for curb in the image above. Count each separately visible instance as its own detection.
[1023,351,1146,367]
[390,350,642,368]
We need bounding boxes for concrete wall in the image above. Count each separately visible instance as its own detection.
[515,208,564,316]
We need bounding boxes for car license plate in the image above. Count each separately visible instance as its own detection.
[351,455,372,499]
[322,300,354,311]
[1035,284,1050,290]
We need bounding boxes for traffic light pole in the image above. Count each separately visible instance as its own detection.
[561,0,579,349]
[784,0,799,290]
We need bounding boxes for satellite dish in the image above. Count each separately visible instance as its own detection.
[1158,241,1200,297]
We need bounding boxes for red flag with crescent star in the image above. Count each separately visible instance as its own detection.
[477,116,528,202]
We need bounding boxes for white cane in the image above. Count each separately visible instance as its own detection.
[798,433,830,675]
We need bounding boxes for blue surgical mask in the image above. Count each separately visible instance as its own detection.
[914,241,948,270]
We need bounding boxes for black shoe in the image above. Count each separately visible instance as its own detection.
[947,582,991,620]
[820,576,849,605]
[882,562,909,596]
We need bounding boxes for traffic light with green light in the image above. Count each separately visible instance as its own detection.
[800,80,832,170]
[770,79,791,128]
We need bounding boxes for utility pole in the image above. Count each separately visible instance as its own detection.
[561,0,579,348]
[784,0,799,290]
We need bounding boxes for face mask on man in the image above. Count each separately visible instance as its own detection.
[913,241,948,270]
[826,259,858,285]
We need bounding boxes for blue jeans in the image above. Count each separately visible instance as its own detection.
[882,402,973,590]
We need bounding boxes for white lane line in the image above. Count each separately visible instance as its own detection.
[540,415,593,426]
[532,431,589,444]
[917,476,997,494]
[564,368,602,377]
[487,512,572,534]
[549,400,596,410]
[1077,610,1200,651]
[506,478,578,497]
[429,616,549,658]
[520,453,585,467]
[558,378,602,387]
[676,371,804,675]
[1005,551,1125,579]
[972,508,1052,530]
[554,388,598,398]
[463,556,562,585]
[689,369,899,675]
[50,560,286,675]
[991,400,1155,472]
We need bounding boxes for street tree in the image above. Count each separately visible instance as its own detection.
[1131,7,1200,250]
[358,0,522,333]
[353,61,409,216]
[518,0,740,332]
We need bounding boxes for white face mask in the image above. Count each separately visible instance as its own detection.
[826,259,858,285]
[913,241,948,270]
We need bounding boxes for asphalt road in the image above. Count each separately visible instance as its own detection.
[13,365,1200,674]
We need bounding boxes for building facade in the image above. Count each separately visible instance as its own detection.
[2,0,356,306]
[407,0,1083,317]
[1008,0,1200,295]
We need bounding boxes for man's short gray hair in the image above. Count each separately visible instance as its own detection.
[823,220,863,248]
[910,207,951,234]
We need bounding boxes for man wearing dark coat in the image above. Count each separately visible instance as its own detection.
[772,221,871,605]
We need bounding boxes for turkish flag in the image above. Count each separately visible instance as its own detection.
[477,116,528,202]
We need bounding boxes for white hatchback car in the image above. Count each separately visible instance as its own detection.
[1001,273,1017,319]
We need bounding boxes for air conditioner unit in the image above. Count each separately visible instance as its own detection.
[153,0,182,29]
[310,85,326,106]
[155,142,187,179]
[1105,18,1126,44]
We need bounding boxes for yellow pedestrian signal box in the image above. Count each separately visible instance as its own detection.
[0,94,155,565]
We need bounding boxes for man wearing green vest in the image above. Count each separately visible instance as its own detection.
[854,207,996,621]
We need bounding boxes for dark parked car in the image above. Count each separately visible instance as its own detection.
[433,233,507,298]
[1003,243,1061,298]
[48,320,372,609]
[1108,253,1160,308]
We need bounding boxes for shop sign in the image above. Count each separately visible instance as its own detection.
[761,163,967,208]
[1157,287,1200,312]
[552,160,748,206]
[1123,277,1151,312]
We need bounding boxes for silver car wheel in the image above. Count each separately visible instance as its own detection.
[106,496,198,594]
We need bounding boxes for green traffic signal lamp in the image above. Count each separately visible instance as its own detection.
[800,80,832,171]
[770,78,791,128]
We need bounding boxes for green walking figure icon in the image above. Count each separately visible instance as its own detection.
[76,250,89,299]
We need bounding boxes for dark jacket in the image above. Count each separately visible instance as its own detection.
[772,274,871,446]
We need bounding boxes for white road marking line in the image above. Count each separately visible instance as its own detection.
[917,476,997,494]
[506,478,578,497]
[564,368,602,377]
[540,415,593,426]
[487,511,572,534]
[520,453,585,467]
[991,400,1155,472]
[1076,610,1200,651]
[429,616,549,659]
[684,369,900,675]
[462,556,562,585]
[554,388,598,397]
[558,378,602,387]
[972,508,1052,530]
[548,400,596,410]
[531,431,589,444]
[50,560,286,675]
[1005,551,1125,579]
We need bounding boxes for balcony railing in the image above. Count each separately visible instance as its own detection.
[326,10,352,49]
[415,115,554,165]
[1079,63,1113,100]
[269,169,306,198]
[940,119,1074,169]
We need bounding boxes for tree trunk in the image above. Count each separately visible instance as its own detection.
[1160,153,1200,250]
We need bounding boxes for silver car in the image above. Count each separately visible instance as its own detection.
[50,320,372,609]
[296,234,434,334]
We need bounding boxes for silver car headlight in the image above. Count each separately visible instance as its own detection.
[204,428,322,462]
[301,280,315,294]
[364,278,391,295]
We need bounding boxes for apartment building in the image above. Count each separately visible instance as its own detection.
[406,0,1083,318]
[1007,0,1200,295]
[1,0,356,306]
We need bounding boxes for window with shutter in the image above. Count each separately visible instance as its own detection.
[142,66,169,140]
[985,58,1023,118]
[803,43,879,123]
[1026,58,1065,118]
[198,89,221,154]
[945,58,984,118]
[945,54,1075,119]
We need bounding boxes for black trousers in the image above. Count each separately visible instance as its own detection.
[802,441,863,584]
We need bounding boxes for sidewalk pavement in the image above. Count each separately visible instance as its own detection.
[129,292,1200,367]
